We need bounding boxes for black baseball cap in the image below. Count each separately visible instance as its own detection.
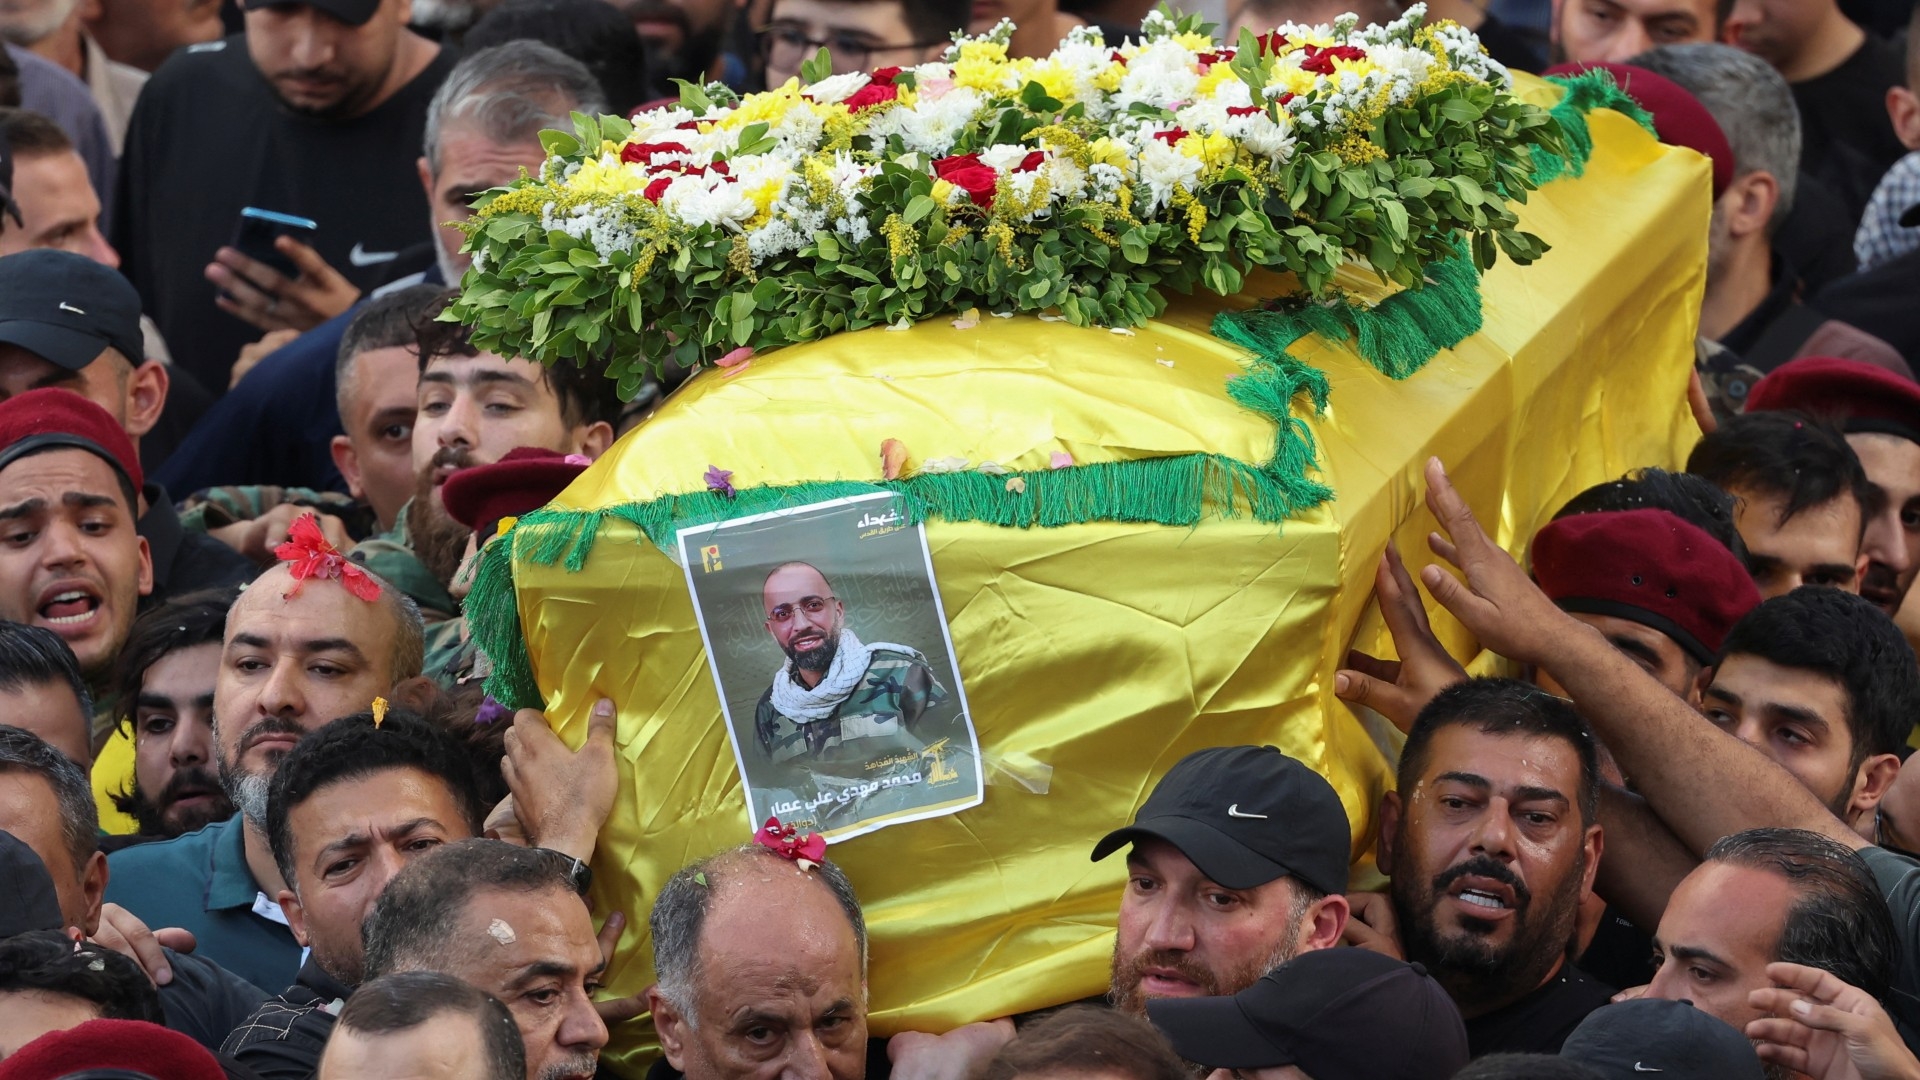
[0,250,145,372]
[0,829,65,939]
[241,0,380,26]
[1147,948,1469,1078]
[1090,745,1350,894]
[1561,999,1763,1080]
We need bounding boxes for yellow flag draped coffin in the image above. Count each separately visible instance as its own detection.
[453,10,1711,1070]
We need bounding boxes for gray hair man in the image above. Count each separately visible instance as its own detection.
[1631,43,1903,372]
[362,839,608,1080]
[648,844,870,1080]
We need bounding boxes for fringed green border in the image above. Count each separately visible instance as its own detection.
[465,75,1651,708]
[1531,69,1657,187]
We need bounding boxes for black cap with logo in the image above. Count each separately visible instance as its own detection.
[1560,999,1764,1080]
[1090,744,1350,894]
[1147,947,1469,1079]
[0,250,145,372]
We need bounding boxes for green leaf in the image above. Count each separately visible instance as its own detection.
[903,195,939,224]
[800,47,832,84]
[538,129,580,157]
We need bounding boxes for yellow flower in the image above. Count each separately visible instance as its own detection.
[1266,65,1319,99]
[931,178,959,206]
[1176,131,1235,170]
[1172,31,1213,51]
[1025,59,1080,103]
[568,157,650,196]
[953,38,1012,92]
[715,80,806,131]
[371,696,389,729]
[743,178,783,228]
[1089,136,1130,171]
[1093,64,1126,92]
[1195,63,1241,101]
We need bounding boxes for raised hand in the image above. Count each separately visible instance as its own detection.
[1335,541,1468,733]
[501,698,619,862]
[1747,962,1920,1080]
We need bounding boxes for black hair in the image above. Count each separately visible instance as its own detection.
[335,971,525,1080]
[0,930,162,1024]
[0,725,97,877]
[362,839,583,980]
[983,1005,1187,1080]
[111,589,233,738]
[1456,1055,1603,1080]
[415,289,623,431]
[1552,466,1748,566]
[336,284,447,421]
[0,107,73,158]
[1687,411,1873,532]
[265,710,490,893]
[1704,828,1897,1001]
[1719,587,1920,766]
[0,620,91,737]
[1398,678,1600,826]
[901,0,975,47]
[464,0,650,116]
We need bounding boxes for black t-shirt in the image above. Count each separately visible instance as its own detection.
[1464,963,1613,1057]
[112,35,454,396]
[1793,33,1909,226]
[1577,905,1659,994]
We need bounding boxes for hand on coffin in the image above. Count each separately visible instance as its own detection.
[1335,541,1468,734]
[501,698,618,863]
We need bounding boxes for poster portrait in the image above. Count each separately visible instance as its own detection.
[678,492,983,841]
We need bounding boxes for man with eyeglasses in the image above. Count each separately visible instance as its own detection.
[759,0,971,87]
[753,560,954,776]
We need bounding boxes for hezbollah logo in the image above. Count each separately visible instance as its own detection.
[701,545,722,573]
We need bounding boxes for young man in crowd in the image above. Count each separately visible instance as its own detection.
[153,42,608,501]
[0,109,115,266]
[1687,412,1872,598]
[1551,0,1724,65]
[759,0,970,89]
[112,0,455,391]
[362,839,611,1080]
[1634,44,1904,369]
[1743,356,1920,622]
[348,293,617,618]
[1369,678,1612,1055]
[223,710,491,1078]
[107,591,234,840]
[1408,456,1920,1043]
[316,972,526,1080]
[0,251,253,600]
[1723,0,1906,224]
[0,728,267,1050]
[0,389,151,707]
[1642,828,1896,1044]
[645,842,869,1080]
[103,548,423,991]
[0,620,93,766]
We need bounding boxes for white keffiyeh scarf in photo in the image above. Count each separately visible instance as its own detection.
[769,628,918,722]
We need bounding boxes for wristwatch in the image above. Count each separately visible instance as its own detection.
[541,849,594,897]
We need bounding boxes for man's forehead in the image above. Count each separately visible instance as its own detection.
[1419,723,1582,783]
[0,449,128,507]
[1593,0,1715,18]
[1710,654,1849,712]
[434,133,545,184]
[227,567,396,641]
[423,351,542,382]
[771,0,912,35]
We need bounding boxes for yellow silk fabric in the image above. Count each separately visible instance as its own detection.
[510,81,1707,1074]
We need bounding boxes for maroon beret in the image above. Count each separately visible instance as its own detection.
[1545,61,1735,200]
[0,387,142,495]
[441,446,591,535]
[1744,355,1920,444]
[0,1019,226,1079]
[1533,509,1759,664]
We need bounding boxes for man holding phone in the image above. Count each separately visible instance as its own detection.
[112,0,452,396]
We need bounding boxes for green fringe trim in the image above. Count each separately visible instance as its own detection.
[1212,251,1483,382]
[1532,69,1658,187]
[464,75,1657,709]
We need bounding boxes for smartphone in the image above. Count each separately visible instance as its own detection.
[230,207,318,280]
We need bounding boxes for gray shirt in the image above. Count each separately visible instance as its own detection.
[5,42,115,226]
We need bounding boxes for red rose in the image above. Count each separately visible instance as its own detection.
[870,65,902,83]
[1300,43,1366,74]
[1015,151,1046,173]
[620,140,689,164]
[1226,105,1262,117]
[1151,127,1189,145]
[1256,31,1288,55]
[1275,91,1296,106]
[933,152,998,208]
[1195,48,1233,67]
[643,176,672,202]
[845,81,900,110]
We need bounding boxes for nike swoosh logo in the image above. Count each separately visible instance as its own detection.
[349,243,399,267]
[58,302,85,315]
[1227,804,1268,819]
[1633,1065,1663,1073]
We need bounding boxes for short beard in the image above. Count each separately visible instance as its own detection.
[215,715,306,828]
[408,451,476,590]
[538,1054,600,1080]
[784,633,838,674]
[1392,853,1585,1016]
[1106,889,1310,1017]
[111,765,234,838]
[224,767,273,830]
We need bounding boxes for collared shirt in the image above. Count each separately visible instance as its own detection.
[104,815,303,992]
[1856,151,1920,272]
[80,31,146,154]
[221,955,353,1080]
[348,498,457,620]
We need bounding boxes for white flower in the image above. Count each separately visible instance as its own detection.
[804,71,871,104]
[865,86,985,156]
[1116,38,1201,112]
[978,143,1032,172]
[1137,139,1201,212]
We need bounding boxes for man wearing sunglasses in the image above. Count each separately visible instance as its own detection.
[758,0,970,87]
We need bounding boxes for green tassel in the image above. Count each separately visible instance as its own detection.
[466,526,546,711]
[1532,69,1658,186]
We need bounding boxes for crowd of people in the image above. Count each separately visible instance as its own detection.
[1,0,1920,1076]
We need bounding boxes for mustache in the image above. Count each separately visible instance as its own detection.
[239,715,308,755]
[1432,855,1532,912]
[1113,948,1221,997]
[157,765,223,807]
[418,446,475,486]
